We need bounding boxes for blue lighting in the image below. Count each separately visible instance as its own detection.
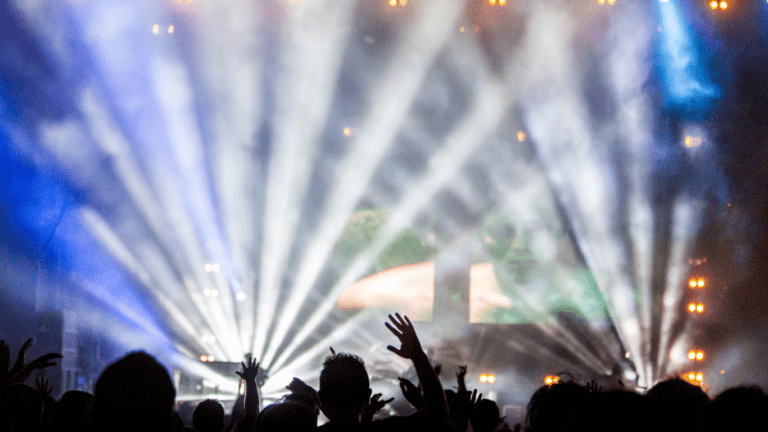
[656,0,719,111]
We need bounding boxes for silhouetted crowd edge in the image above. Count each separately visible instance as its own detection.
[1,313,766,432]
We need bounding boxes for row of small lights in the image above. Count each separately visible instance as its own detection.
[200,355,215,362]
[688,277,706,289]
[710,1,728,10]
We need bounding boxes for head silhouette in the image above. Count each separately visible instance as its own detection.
[645,377,709,432]
[53,390,94,432]
[698,385,768,432]
[471,399,501,432]
[525,381,588,432]
[0,383,43,432]
[318,353,371,422]
[83,351,176,432]
[193,399,224,432]
[255,401,315,432]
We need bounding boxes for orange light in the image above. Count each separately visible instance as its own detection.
[517,131,526,142]
[688,372,695,380]
[719,1,727,9]
[598,0,606,3]
[697,278,705,287]
[710,0,718,9]
[343,127,352,136]
[689,279,697,288]
[499,0,506,4]
[399,0,408,5]
[488,374,496,383]
[200,355,207,361]
[543,375,560,385]
[696,352,704,361]
[489,0,497,4]
[696,303,704,313]
[607,0,615,4]
[389,0,397,6]
[152,24,160,34]
[696,373,704,382]
[460,26,465,32]
[480,374,488,383]
[688,303,697,312]
[688,350,696,360]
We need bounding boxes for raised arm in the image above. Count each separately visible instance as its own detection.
[385,313,448,426]
[235,356,260,432]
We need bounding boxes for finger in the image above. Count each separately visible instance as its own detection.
[385,323,402,338]
[394,313,405,328]
[403,315,412,328]
[384,397,394,404]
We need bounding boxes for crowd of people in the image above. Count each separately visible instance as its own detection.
[1,313,766,432]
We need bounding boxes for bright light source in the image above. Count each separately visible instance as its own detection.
[487,374,496,383]
[212,263,220,272]
[489,0,497,4]
[719,1,727,9]
[696,373,703,382]
[688,303,697,312]
[710,0,718,8]
[399,0,408,5]
[200,355,207,361]
[460,26,465,33]
[499,0,506,4]
[544,375,560,385]
[697,278,705,287]
[479,374,488,383]
[152,24,160,34]
[208,355,215,362]
[202,334,216,343]
[689,279,697,288]
[696,352,704,360]
[236,292,247,301]
[696,303,704,313]
[343,127,352,137]
[205,263,213,272]
[517,131,526,142]
[607,0,615,4]
[598,0,605,4]
[168,25,174,34]
[389,0,397,6]
[688,350,696,360]
[203,288,219,297]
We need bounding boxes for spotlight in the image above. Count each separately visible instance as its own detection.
[710,1,718,9]
[205,263,213,272]
[688,350,696,360]
[399,0,407,5]
[688,302,704,313]
[499,0,506,4]
[207,355,215,362]
[389,0,397,6]
[697,278,705,288]
[517,131,526,142]
[719,1,727,9]
[696,373,704,382]
[544,375,560,385]
[696,352,704,361]
[489,0,496,4]
[343,127,352,137]
[688,349,704,361]
[487,374,496,384]
[689,278,697,288]
[696,303,704,313]
[479,374,488,383]
[152,24,160,34]
[688,303,696,312]
[168,25,174,34]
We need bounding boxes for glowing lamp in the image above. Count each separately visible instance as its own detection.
[697,278,705,287]
[480,374,488,383]
[688,303,697,312]
[696,373,704,382]
[689,279,697,288]
[487,374,496,383]
[152,24,160,34]
[499,0,506,4]
[688,351,696,360]
[389,0,397,6]
[343,127,352,136]
[517,131,526,142]
[696,352,704,360]
[688,372,695,380]
[710,1,718,8]
[719,1,727,9]
[696,303,704,313]
[399,0,408,5]
[236,292,247,301]
[544,375,560,385]
[489,0,497,4]
[168,25,174,34]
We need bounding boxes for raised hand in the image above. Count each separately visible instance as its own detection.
[398,377,425,411]
[10,339,33,376]
[35,375,53,398]
[362,393,395,422]
[449,389,482,430]
[236,356,259,382]
[457,365,467,393]
[586,380,601,393]
[385,313,423,360]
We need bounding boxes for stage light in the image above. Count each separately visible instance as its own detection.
[719,1,727,9]
[200,354,207,361]
[479,374,488,383]
[489,0,497,4]
[517,131,526,142]
[399,0,408,5]
[343,127,352,136]
[460,26,465,33]
[696,351,703,360]
[607,0,615,4]
[689,279,697,288]
[688,372,695,380]
[697,278,705,288]
[487,374,496,383]
[696,373,703,381]
[153,24,160,34]
[544,375,560,385]
[688,350,696,360]
[688,349,704,361]
[499,0,506,4]
[688,303,696,312]
[688,302,704,313]
[389,0,397,6]
[168,25,174,34]
[696,303,704,313]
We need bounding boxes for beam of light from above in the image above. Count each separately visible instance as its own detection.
[260,0,466,368]
[254,0,355,360]
[656,0,719,109]
[267,70,510,371]
[519,5,649,386]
